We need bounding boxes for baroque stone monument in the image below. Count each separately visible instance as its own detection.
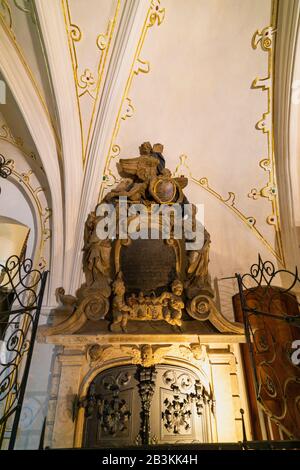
[38,143,247,449]
[40,142,242,337]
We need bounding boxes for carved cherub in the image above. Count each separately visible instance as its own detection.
[161,280,184,327]
[104,178,147,203]
[124,344,177,368]
[110,274,132,332]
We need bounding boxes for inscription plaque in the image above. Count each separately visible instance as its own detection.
[120,239,176,293]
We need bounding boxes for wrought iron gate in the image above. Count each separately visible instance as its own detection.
[0,255,48,449]
[235,255,300,440]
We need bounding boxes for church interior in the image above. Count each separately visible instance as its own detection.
[0,0,300,452]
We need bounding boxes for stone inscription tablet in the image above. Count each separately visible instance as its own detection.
[120,239,176,293]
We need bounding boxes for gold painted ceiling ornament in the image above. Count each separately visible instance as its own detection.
[174,154,283,264]
[172,3,284,267]
[0,0,12,29]
[99,0,166,201]
[249,2,284,264]
[62,0,121,164]
[0,1,61,150]
[0,156,51,271]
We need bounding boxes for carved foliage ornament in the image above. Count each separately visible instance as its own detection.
[161,370,215,434]
[162,385,192,434]
[100,395,131,436]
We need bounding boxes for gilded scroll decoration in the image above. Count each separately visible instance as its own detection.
[0,152,12,180]
[99,0,165,200]
[175,150,283,265]
[10,163,51,270]
[251,22,283,261]
[62,0,121,163]
[0,133,51,270]
[98,0,283,267]
[0,4,60,149]
[0,125,43,173]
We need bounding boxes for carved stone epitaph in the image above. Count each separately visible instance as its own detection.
[39,142,243,337]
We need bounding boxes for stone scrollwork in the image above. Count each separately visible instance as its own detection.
[81,291,110,322]
[86,343,205,371]
[187,294,243,334]
[187,295,211,322]
[87,344,103,363]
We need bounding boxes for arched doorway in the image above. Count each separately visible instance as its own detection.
[83,363,216,448]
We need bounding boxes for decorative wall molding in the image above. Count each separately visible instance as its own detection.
[249,0,284,265]
[0,123,44,174]
[96,0,285,267]
[0,119,51,274]
[9,164,51,270]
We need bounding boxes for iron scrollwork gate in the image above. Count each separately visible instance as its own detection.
[0,255,48,449]
[235,255,300,439]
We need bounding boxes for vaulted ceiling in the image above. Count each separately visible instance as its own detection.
[0,0,299,312]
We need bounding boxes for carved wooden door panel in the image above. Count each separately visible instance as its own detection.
[83,365,141,448]
[149,365,214,444]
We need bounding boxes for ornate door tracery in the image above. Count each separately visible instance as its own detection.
[83,363,215,448]
[83,365,140,448]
